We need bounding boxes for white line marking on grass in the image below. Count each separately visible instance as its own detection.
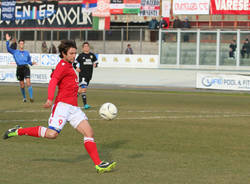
[1,114,250,123]
[1,109,250,115]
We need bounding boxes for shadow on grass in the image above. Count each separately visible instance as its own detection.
[32,139,142,163]
[127,153,144,159]
[32,154,89,163]
[99,139,144,160]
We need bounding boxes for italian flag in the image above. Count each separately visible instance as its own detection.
[93,17,110,30]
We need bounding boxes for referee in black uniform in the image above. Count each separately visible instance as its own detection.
[73,42,98,109]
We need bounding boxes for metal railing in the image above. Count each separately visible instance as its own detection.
[159,29,250,69]
[0,28,156,55]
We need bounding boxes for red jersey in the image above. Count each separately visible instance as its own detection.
[48,59,79,106]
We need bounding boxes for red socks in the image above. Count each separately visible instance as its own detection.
[84,137,102,165]
[18,126,47,137]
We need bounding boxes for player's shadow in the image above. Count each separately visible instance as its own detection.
[32,154,89,163]
[32,139,142,163]
[99,139,131,160]
[32,140,130,163]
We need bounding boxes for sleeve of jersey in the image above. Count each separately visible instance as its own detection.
[27,53,32,66]
[47,78,58,101]
[93,54,98,66]
[6,41,16,55]
[47,64,66,101]
[73,55,80,69]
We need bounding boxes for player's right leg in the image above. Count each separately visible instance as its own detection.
[24,67,34,103]
[3,102,69,140]
[19,80,26,102]
[17,67,26,102]
[3,125,49,139]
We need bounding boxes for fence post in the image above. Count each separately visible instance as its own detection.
[158,29,162,65]
[34,30,37,53]
[216,29,220,68]
[17,30,20,41]
[103,30,106,54]
[68,30,70,40]
[85,30,88,41]
[196,29,200,67]
[50,30,53,49]
[236,29,240,67]
[140,28,142,54]
[1,31,3,53]
[121,28,124,54]
[176,29,181,66]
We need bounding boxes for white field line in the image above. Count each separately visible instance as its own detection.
[0,114,250,123]
[1,109,249,115]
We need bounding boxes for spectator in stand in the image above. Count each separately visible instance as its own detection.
[41,41,48,53]
[49,44,57,53]
[229,39,237,59]
[149,17,159,29]
[158,17,168,29]
[183,17,191,29]
[125,44,133,54]
[183,17,191,42]
[173,16,182,28]
[240,38,250,58]
[158,17,168,42]
[10,37,17,50]
[148,17,159,42]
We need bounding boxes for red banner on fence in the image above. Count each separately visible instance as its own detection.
[210,0,250,14]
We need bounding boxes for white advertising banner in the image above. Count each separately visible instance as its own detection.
[0,53,159,68]
[98,54,159,68]
[162,0,171,17]
[196,73,250,91]
[0,68,52,83]
[173,0,210,15]
[0,53,61,67]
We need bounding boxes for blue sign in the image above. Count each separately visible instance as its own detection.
[202,76,223,87]
[1,0,16,21]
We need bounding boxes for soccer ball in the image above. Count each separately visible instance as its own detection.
[99,103,118,120]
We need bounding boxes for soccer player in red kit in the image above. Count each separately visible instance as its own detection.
[3,40,116,173]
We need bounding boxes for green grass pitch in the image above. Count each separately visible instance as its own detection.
[0,85,250,184]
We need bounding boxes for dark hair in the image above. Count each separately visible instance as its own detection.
[18,40,25,43]
[58,40,77,58]
[82,41,89,46]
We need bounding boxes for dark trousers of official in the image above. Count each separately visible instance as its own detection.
[150,31,157,42]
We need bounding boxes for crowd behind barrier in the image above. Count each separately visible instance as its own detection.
[1,28,250,69]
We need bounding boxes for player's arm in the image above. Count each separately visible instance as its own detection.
[6,34,16,55]
[74,54,81,72]
[43,77,58,108]
[27,53,36,66]
[93,54,98,68]
[43,64,65,108]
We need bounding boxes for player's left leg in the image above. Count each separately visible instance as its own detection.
[79,86,90,109]
[25,78,34,103]
[24,66,34,102]
[69,108,116,173]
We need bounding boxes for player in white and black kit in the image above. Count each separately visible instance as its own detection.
[73,42,98,109]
